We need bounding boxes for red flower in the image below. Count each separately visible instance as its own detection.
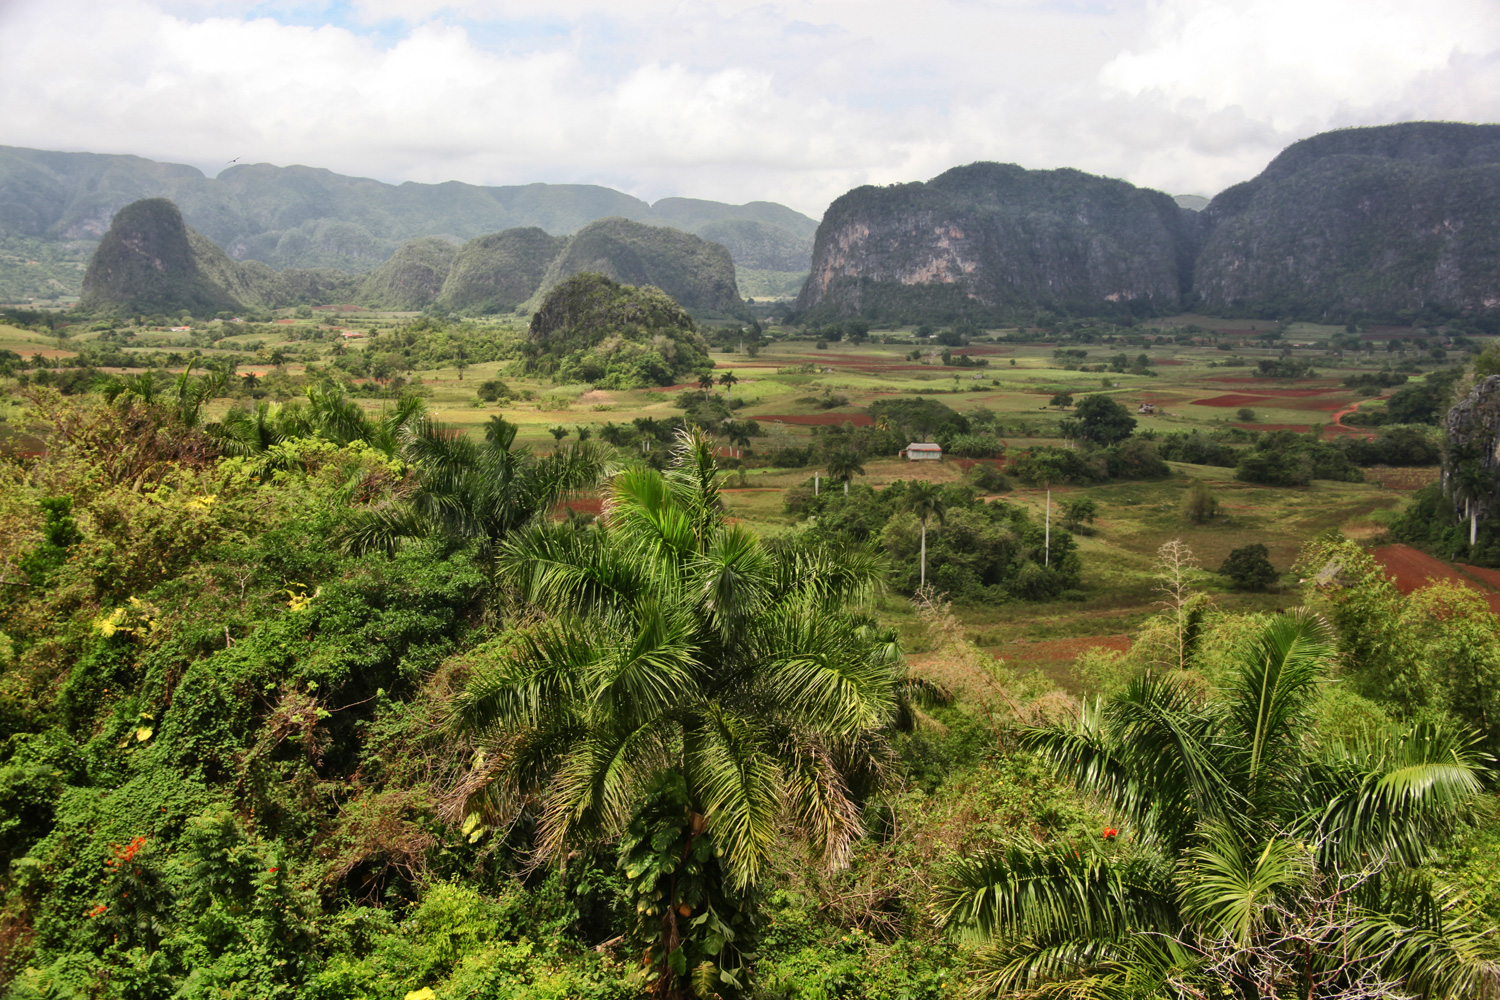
[268,867,279,873]
[1102,827,1118,840]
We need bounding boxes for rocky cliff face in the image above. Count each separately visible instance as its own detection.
[1195,123,1500,318]
[796,163,1190,318]
[78,199,238,315]
[796,123,1500,323]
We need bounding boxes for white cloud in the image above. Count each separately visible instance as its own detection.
[1,0,1497,219]
[1100,0,1500,127]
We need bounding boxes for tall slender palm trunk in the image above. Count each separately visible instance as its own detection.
[1045,484,1051,567]
[920,517,928,587]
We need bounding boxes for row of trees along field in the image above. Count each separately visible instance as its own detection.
[0,368,1499,999]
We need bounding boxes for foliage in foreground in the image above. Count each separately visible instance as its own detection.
[942,610,1500,999]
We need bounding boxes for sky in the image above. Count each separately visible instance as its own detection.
[2,0,1498,219]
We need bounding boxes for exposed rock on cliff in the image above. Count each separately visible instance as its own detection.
[795,163,1191,319]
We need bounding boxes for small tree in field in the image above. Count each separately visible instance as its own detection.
[1221,543,1277,590]
[1049,392,1073,409]
[1060,497,1097,531]
[1237,406,1256,422]
[1182,480,1219,524]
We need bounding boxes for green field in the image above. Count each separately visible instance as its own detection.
[11,308,1440,681]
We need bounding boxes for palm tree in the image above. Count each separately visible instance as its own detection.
[939,610,1499,999]
[342,415,608,563]
[697,371,717,399]
[825,447,865,496]
[1024,451,1067,567]
[718,370,739,402]
[723,419,754,459]
[456,430,917,997]
[1449,460,1492,549]
[900,480,947,589]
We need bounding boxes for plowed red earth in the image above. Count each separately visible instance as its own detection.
[758,413,874,426]
[1458,563,1500,590]
[1210,377,1342,386]
[1370,544,1500,613]
[1194,393,1348,411]
[1232,423,1312,432]
[1194,394,1274,407]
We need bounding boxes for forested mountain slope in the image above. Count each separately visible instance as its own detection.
[78,200,748,319]
[0,146,816,292]
[1194,122,1500,317]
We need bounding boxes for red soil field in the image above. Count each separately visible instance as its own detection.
[1232,388,1342,398]
[1271,398,1350,411]
[1458,563,1500,590]
[1232,423,1312,432]
[759,413,875,426]
[1209,377,1342,386]
[1370,544,1500,613]
[1193,394,1273,407]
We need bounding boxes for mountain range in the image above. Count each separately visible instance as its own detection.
[18,121,1500,323]
[0,145,816,302]
[78,200,749,319]
[796,122,1500,323]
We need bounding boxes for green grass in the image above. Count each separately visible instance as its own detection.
[11,309,1447,655]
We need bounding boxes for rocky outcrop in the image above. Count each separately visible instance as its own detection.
[78,199,240,315]
[795,163,1191,319]
[536,218,749,319]
[1195,123,1500,318]
[435,228,565,314]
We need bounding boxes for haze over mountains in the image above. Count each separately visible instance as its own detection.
[0,145,817,301]
[78,200,750,320]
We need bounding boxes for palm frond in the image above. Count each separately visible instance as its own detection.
[1176,825,1314,949]
[1301,722,1491,867]
[454,620,596,734]
[535,718,673,860]
[338,505,429,556]
[938,843,1175,947]
[1347,869,1500,999]
[587,598,700,731]
[755,600,898,733]
[1227,608,1335,807]
[781,736,863,868]
[685,705,783,890]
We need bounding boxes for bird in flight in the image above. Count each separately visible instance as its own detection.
[227,155,243,164]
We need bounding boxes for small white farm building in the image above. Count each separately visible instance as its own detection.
[900,443,943,461]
